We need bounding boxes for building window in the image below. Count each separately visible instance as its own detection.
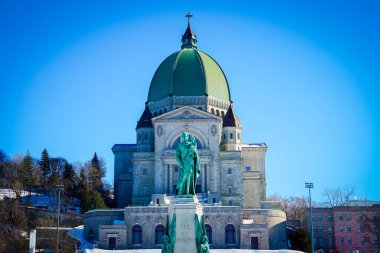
[348,237,352,245]
[360,225,365,233]
[227,168,232,174]
[159,110,162,115]
[318,227,323,233]
[155,224,165,245]
[230,133,233,139]
[341,237,344,246]
[225,224,236,245]
[245,166,251,171]
[339,225,344,232]
[328,237,334,247]
[328,227,333,233]
[223,134,226,140]
[318,216,323,221]
[228,187,232,194]
[237,133,240,139]
[132,225,142,244]
[312,216,316,222]
[205,224,213,244]
[339,214,343,220]
[347,225,351,232]
[228,200,233,206]
[360,237,365,245]
[328,215,333,221]
[346,214,351,220]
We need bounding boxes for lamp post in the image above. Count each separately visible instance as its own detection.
[56,184,64,253]
[305,182,314,253]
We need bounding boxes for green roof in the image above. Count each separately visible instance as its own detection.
[148,48,231,102]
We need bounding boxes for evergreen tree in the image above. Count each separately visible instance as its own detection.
[39,148,51,186]
[22,151,36,197]
[62,162,75,198]
[0,149,9,180]
[49,160,58,189]
[92,191,106,209]
[78,167,90,213]
[89,152,105,194]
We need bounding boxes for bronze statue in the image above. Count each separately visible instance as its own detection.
[175,132,201,196]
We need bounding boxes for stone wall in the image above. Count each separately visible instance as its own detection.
[83,209,124,242]
[98,224,127,250]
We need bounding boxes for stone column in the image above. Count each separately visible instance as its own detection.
[164,163,168,193]
[169,165,173,194]
[201,164,206,193]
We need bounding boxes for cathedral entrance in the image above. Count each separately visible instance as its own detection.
[108,237,116,250]
[251,236,259,249]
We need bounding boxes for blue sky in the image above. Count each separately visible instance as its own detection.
[1,1,379,202]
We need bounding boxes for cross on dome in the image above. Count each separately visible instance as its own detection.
[185,12,193,25]
[181,12,197,49]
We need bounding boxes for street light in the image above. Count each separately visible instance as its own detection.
[305,182,314,253]
[56,184,64,253]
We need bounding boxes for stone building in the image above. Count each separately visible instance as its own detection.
[84,18,287,250]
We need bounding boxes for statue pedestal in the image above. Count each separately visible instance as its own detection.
[169,196,203,253]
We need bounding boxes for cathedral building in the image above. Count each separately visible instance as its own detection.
[84,18,287,250]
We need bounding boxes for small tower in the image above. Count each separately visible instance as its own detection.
[181,12,197,49]
[221,103,242,151]
[136,103,154,152]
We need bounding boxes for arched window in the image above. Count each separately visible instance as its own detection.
[221,111,225,117]
[211,108,215,114]
[88,229,94,242]
[205,224,212,244]
[155,224,165,244]
[132,224,142,244]
[216,110,220,116]
[225,224,236,245]
[159,110,162,115]
[172,136,202,149]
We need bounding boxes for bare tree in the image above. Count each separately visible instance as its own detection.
[321,185,355,207]
[3,154,24,201]
[267,194,309,220]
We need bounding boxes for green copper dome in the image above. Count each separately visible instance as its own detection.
[147,23,231,102]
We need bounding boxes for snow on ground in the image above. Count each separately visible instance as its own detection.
[68,225,95,251]
[69,226,304,253]
[0,188,81,214]
[84,249,303,253]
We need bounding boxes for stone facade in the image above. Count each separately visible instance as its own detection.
[83,21,288,250]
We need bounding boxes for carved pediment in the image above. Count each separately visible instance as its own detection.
[152,106,220,122]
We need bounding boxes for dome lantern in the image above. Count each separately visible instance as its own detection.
[181,12,197,49]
